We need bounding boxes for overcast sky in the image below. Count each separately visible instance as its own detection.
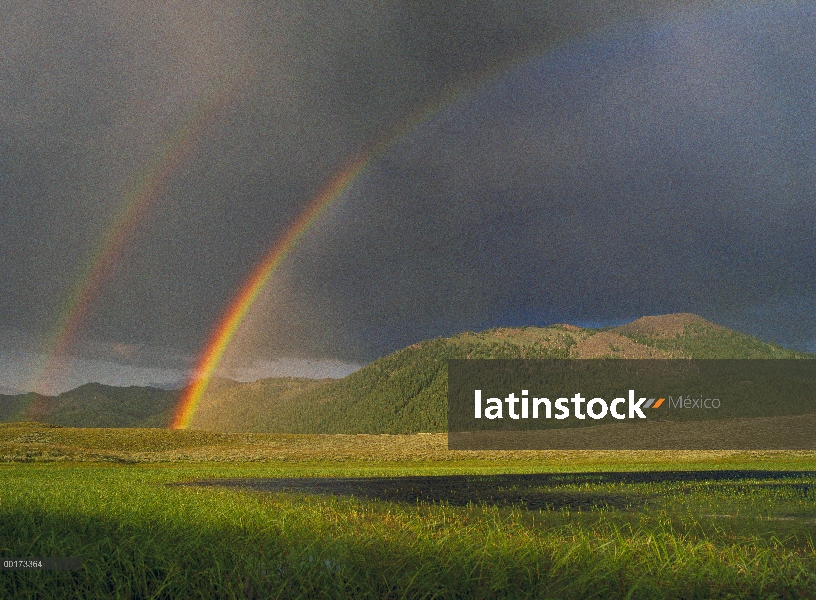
[3,0,815,394]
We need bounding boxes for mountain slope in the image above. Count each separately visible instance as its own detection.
[190,377,334,433]
[188,313,810,434]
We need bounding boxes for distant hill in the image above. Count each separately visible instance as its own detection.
[2,314,810,432]
[0,383,181,428]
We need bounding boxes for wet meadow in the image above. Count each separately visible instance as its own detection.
[1,423,815,599]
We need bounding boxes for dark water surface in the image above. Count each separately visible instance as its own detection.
[175,471,816,511]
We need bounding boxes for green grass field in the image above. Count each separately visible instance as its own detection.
[2,425,816,599]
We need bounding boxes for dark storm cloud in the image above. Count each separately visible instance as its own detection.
[1,1,687,351]
[6,0,811,391]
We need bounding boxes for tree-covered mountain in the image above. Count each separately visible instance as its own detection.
[3,314,809,432]
[189,313,811,434]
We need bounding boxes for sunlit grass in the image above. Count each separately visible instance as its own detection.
[1,426,815,598]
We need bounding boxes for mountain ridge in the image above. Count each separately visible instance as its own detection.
[2,314,811,432]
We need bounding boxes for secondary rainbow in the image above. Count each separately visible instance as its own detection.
[29,66,251,402]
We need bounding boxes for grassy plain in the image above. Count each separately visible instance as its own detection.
[2,424,816,599]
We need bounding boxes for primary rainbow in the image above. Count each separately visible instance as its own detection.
[170,155,368,428]
[30,67,251,402]
[170,93,461,429]
[170,56,544,429]
[172,1,711,428]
